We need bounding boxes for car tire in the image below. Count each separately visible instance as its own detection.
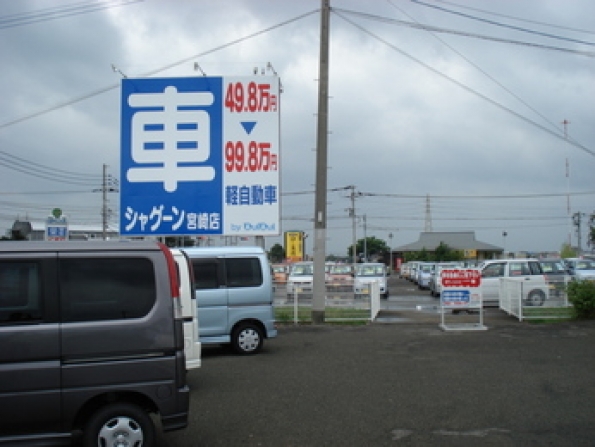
[83,402,155,447]
[524,290,546,307]
[232,323,263,355]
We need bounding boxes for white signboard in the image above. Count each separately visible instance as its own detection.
[440,268,482,309]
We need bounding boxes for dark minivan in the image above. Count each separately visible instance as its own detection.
[0,241,189,446]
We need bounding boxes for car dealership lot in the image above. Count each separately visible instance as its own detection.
[161,291,595,446]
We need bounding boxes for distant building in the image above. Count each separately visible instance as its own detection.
[392,231,503,261]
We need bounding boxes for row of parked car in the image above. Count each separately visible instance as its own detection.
[0,241,279,446]
[278,261,390,298]
[401,257,595,307]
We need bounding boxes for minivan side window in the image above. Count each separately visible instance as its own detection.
[0,261,42,324]
[225,257,262,288]
[60,258,155,322]
[192,260,221,290]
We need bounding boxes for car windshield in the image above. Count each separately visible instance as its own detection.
[575,260,595,270]
[290,264,313,276]
[273,266,286,273]
[540,261,566,274]
[330,265,352,275]
[356,265,385,276]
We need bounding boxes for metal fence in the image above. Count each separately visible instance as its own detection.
[499,277,572,321]
[273,280,381,324]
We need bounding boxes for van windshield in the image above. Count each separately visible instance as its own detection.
[356,265,385,276]
[290,264,313,276]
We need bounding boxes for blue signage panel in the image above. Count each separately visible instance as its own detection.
[120,76,280,236]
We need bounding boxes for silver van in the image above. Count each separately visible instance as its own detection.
[181,246,277,355]
[0,241,189,446]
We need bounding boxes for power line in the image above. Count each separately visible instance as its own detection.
[411,0,595,47]
[427,0,595,37]
[359,191,595,200]
[281,189,595,199]
[0,150,102,180]
[0,151,105,186]
[333,8,595,57]
[0,9,318,130]
[0,0,143,30]
[332,9,595,158]
[385,0,565,136]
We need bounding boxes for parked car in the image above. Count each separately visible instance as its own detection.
[416,262,436,290]
[408,261,421,283]
[479,259,548,307]
[327,263,354,292]
[286,261,314,298]
[182,246,277,355]
[428,262,462,297]
[354,263,389,298]
[0,241,190,446]
[563,258,595,282]
[272,263,289,284]
[539,258,571,297]
[400,262,411,279]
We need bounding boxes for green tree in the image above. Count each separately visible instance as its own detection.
[269,243,285,263]
[403,243,463,263]
[434,242,464,262]
[560,243,576,258]
[347,236,389,262]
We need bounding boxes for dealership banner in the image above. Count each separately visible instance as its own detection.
[120,76,280,236]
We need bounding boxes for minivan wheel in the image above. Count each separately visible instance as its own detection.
[232,323,263,355]
[83,402,155,447]
[524,290,546,307]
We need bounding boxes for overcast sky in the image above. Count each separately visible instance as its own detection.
[1,0,594,256]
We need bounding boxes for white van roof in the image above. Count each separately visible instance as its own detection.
[180,246,265,256]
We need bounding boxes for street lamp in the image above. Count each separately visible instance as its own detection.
[388,232,394,273]
[502,231,507,258]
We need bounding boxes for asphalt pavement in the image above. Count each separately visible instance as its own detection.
[161,276,595,446]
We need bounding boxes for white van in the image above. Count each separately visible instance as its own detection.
[286,261,314,298]
[181,246,277,355]
[171,248,201,369]
[354,262,389,298]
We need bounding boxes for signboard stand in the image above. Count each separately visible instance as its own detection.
[439,269,487,331]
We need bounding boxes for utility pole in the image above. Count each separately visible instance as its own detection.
[424,194,433,232]
[388,232,394,273]
[95,164,118,240]
[362,214,367,261]
[311,0,330,324]
[347,184,358,266]
[573,212,585,255]
[563,119,571,247]
[102,164,108,240]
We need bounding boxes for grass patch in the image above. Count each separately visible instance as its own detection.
[275,306,370,324]
[522,306,574,323]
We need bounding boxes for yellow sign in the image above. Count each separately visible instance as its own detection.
[284,231,303,262]
[464,249,477,259]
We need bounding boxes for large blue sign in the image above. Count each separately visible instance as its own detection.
[120,76,280,236]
